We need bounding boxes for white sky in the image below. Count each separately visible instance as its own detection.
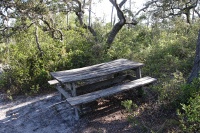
[92,0,146,23]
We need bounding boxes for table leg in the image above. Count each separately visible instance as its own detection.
[136,67,142,79]
[69,82,77,96]
[135,67,144,97]
[65,83,71,91]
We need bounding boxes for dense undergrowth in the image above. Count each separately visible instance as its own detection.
[0,17,200,131]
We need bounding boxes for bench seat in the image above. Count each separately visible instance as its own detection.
[66,76,156,106]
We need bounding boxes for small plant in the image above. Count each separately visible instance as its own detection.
[121,100,132,113]
[121,100,138,113]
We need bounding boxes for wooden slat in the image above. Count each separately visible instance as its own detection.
[50,59,144,83]
[57,65,140,83]
[54,59,143,78]
[67,77,156,106]
[51,59,139,77]
[48,79,59,85]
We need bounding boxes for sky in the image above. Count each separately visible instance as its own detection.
[92,0,146,23]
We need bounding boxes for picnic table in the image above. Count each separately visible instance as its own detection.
[48,58,156,120]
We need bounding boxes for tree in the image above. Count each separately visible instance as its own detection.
[1,0,200,95]
[67,0,97,39]
[188,30,200,83]
[1,1,49,37]
[66,0,139,49]
[0,0,64,55]
[88,0,92,26]
[143,0,200,24]
[1,0,200,63]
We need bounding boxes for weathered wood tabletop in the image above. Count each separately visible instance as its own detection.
[50,58,144,84]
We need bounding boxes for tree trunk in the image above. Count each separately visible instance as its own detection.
[106,0,127,47]
[111,6,114,26]
[88,0,92,26]
[187,30,200,83]
[106,22,124,45]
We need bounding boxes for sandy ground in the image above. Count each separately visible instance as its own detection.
[0,92,77,133]
[0,89,179,133]
[0,64,138,133]
[0,91,137,133]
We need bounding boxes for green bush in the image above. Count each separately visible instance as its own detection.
[179,77,200,104]
[0,16,199,102]
[0,43,8,63]
[178,94,200,132]
[0,26,98,95]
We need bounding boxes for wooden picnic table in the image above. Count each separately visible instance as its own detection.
[48,58,156,120]
[50,59,143,95]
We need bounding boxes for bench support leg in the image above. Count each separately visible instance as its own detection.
[136,67,142,79]
[60,92,65,100]
[74,105,81,120]
[137,87,144,97]
[135,67,144,97]
[56,84,66,100]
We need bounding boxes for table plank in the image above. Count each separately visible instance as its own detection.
[51,59,129,77]
[51,59,143,84]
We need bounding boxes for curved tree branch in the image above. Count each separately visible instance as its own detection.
[0,0,64,41]
[40,17,63,41]
[34,25,44,57]
[152,0,199,24]
[194,9,200,18]
[134,0,158,17]
[106,0,127,47]
[71,0,97,41]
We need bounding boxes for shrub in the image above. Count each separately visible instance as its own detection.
[178,94,200,132]
[0,43,8,63]
[0,26,98,95]
[179,77,200,104]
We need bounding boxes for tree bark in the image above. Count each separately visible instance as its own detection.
[106,22,124,45]
[88,0,92,27]
[106,0,127,47]
[187,30,200,83]
[111,6,114,26]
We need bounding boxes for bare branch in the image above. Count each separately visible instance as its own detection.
[34,25,44,57]
[134,0,158,17]
[194,9,200,17]
[40,17,63,41]
[68,0,97,40]
[119,0,127,8]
